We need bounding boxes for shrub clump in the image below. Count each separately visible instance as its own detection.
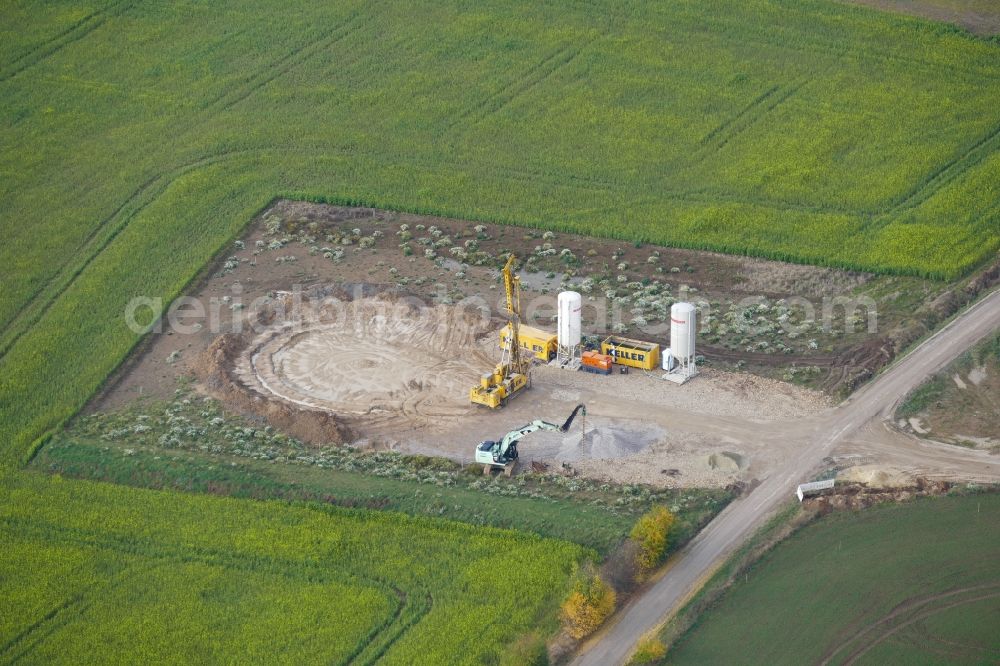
[630,505,676,574]
[501,632,548,666]
[631,636,667,664]
[561,567,616,639]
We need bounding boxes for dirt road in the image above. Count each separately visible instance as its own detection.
[571,288,1000,666]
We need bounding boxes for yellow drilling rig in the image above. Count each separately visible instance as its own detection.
[470,254,530,408]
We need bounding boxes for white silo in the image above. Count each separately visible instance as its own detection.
[557,291,582,348]
[667,302,697,381]
[556,291,582,368]
[670,302,696,362]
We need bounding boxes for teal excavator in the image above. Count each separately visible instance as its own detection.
[475,405,586,476]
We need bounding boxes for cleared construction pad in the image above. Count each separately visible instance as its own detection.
[236,297,493,427]
[202,292,833,487]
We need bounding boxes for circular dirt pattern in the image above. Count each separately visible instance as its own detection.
[236,297,495,425]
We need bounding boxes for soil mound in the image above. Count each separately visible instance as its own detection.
[195,332,350,445]
[837,464,915,489]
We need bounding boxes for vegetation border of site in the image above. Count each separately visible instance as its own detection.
[34,381,733,555]
[833,264,1000,404]
[282,191,993,282]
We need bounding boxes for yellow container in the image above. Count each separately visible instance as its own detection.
[499,323,557,362]
[600,336,660,370]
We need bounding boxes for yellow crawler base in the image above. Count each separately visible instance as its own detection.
[469,372,529,408]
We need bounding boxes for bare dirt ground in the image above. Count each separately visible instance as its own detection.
[98,200,997,407]
[841,0,1000,36]
[94,202,997,491]
[893,336,999,452]
[213,290,828,489]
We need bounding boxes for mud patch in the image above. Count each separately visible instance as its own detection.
[195,332,350,445]
[907,417,929,435]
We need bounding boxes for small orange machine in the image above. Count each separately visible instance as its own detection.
[580,350,613,375]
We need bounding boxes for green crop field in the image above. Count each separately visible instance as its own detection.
[3,0,1000,463]
[0,469,585,664]
[2,1,1000,662]
[3,0,1000,466]
[666,493,1000,664]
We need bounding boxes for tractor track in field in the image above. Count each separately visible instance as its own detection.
[0,149,254,363]
[883,120,1000,215]
[456,32,601,131]
[438,41,579,136]
[698,84,783,146]
[0,171,161,359]
[206,10,372,113]
[821,583,1000,665]
[0,0,133,84]
[693,78,809,160]
[0,593,87,661]
[349,590,433,666]
[0,513,422,661]
[0,560,152,663]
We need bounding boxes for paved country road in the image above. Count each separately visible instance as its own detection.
[572,288,1000,666]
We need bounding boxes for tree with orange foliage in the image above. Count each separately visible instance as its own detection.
[560,568,616,639]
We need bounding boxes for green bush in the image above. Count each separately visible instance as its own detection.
[631,636,668,664]
[631,506,676,574]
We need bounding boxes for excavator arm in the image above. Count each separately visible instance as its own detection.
[559,404,586,432]
[493,420,557,462]
[475,405,586,467]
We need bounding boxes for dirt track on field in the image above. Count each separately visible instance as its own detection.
[572,288,1000,665]
[818,582,1000,665]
